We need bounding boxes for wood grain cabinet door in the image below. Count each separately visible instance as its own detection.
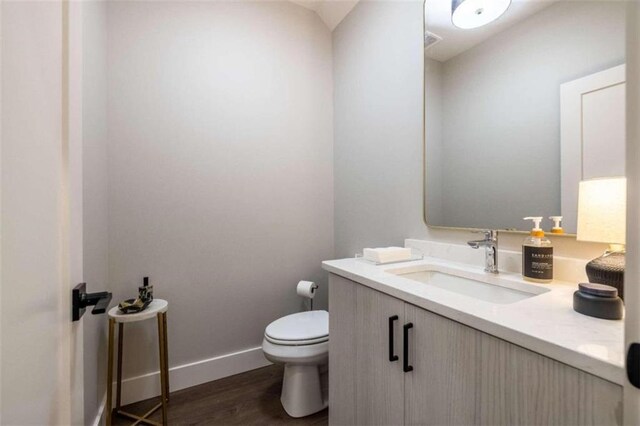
[404,303,480,426]
[329,275,358,426]
[329,275,405,426]
[478,332,622,426]
[354,284,405,425]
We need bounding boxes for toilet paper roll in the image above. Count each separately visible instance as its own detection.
[297,280,317,299]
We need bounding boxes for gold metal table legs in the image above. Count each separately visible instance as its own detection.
[157,312,169,425]
[106,312,170,425]
[106,318,115,426]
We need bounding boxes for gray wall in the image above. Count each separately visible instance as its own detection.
[427,1,626,231]
[333,0,427,258]
[107,1,334,378]
[82,1,109,423]
[425,57,443,225]
[333,0,610,261]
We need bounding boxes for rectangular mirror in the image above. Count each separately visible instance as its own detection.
[423,0,626,234]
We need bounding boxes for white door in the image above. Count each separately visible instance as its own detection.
[625,2,640,425]
[560,64,626,233]
[1,0,84,423]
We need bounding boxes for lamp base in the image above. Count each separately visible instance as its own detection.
[586,251,625,300]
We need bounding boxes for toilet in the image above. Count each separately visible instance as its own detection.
[262,310,329,418]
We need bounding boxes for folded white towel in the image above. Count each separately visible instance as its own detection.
[363,247,412,264]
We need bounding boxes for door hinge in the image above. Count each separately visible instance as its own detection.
[628,343,640,389]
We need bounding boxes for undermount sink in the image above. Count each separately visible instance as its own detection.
[387,266,550,305]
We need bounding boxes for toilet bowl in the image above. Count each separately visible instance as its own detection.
[262,310,329,418]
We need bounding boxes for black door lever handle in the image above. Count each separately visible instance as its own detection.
[90,291,112,315]
[72,283,113,321]
[628,343,640,389]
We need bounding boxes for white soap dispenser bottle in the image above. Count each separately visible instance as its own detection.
[522,216,553,283]
[549,216,564,235]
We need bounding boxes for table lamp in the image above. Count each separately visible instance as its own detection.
[576,177,626,299]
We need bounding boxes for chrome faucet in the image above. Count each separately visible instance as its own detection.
[467,230,499,274]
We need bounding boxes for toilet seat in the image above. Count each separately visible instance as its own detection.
[262,338,328,365]
[265,310,328,346]
[264,334,328,346]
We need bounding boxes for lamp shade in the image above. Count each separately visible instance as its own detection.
[576,177,626,245]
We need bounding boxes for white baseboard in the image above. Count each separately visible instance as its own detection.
[92,393,106,426]
[116,346,271,406]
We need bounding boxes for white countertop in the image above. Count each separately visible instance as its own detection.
[322,256,625,385]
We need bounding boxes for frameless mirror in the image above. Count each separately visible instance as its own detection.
[423,0,626,234]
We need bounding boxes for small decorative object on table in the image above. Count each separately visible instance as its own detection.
[118,276,154,314]
[573,282,624,320]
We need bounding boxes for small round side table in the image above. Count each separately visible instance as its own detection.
[106,299,169,426]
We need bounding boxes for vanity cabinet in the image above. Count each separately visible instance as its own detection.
[328,274,622,426]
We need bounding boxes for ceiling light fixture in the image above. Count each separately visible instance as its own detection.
[451,0,511,29]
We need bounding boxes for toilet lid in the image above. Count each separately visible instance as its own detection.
[265,310,328,343]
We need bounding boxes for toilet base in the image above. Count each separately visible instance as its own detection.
[280,364,327,418]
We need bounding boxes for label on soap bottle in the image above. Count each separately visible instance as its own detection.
[523,246,553,281]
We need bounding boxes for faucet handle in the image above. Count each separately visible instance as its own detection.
[473,229,497,240]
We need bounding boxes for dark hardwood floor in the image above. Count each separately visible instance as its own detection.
[112,365,328,425]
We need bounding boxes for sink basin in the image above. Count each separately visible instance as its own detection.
[387,266,550,305]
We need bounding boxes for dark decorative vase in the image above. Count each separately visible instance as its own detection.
[586,251,625,300]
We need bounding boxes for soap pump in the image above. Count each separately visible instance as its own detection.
[522,216,553,283]
[549,216,564,235]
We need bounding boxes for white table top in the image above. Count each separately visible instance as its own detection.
[108,299,168,323]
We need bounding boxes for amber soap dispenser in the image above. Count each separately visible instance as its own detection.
[522,216,553,283]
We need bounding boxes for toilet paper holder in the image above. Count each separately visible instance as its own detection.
[309,283,318,310]
[297,280,318,310]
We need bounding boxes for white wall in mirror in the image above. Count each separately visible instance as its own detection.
[424,0,626,233]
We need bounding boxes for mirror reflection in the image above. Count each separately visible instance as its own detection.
[424,0,626,234]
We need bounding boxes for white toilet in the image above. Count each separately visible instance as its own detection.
[262,310,329,418]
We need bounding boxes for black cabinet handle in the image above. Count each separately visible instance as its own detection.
[388,315,399,362]
[403,322,414,373]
